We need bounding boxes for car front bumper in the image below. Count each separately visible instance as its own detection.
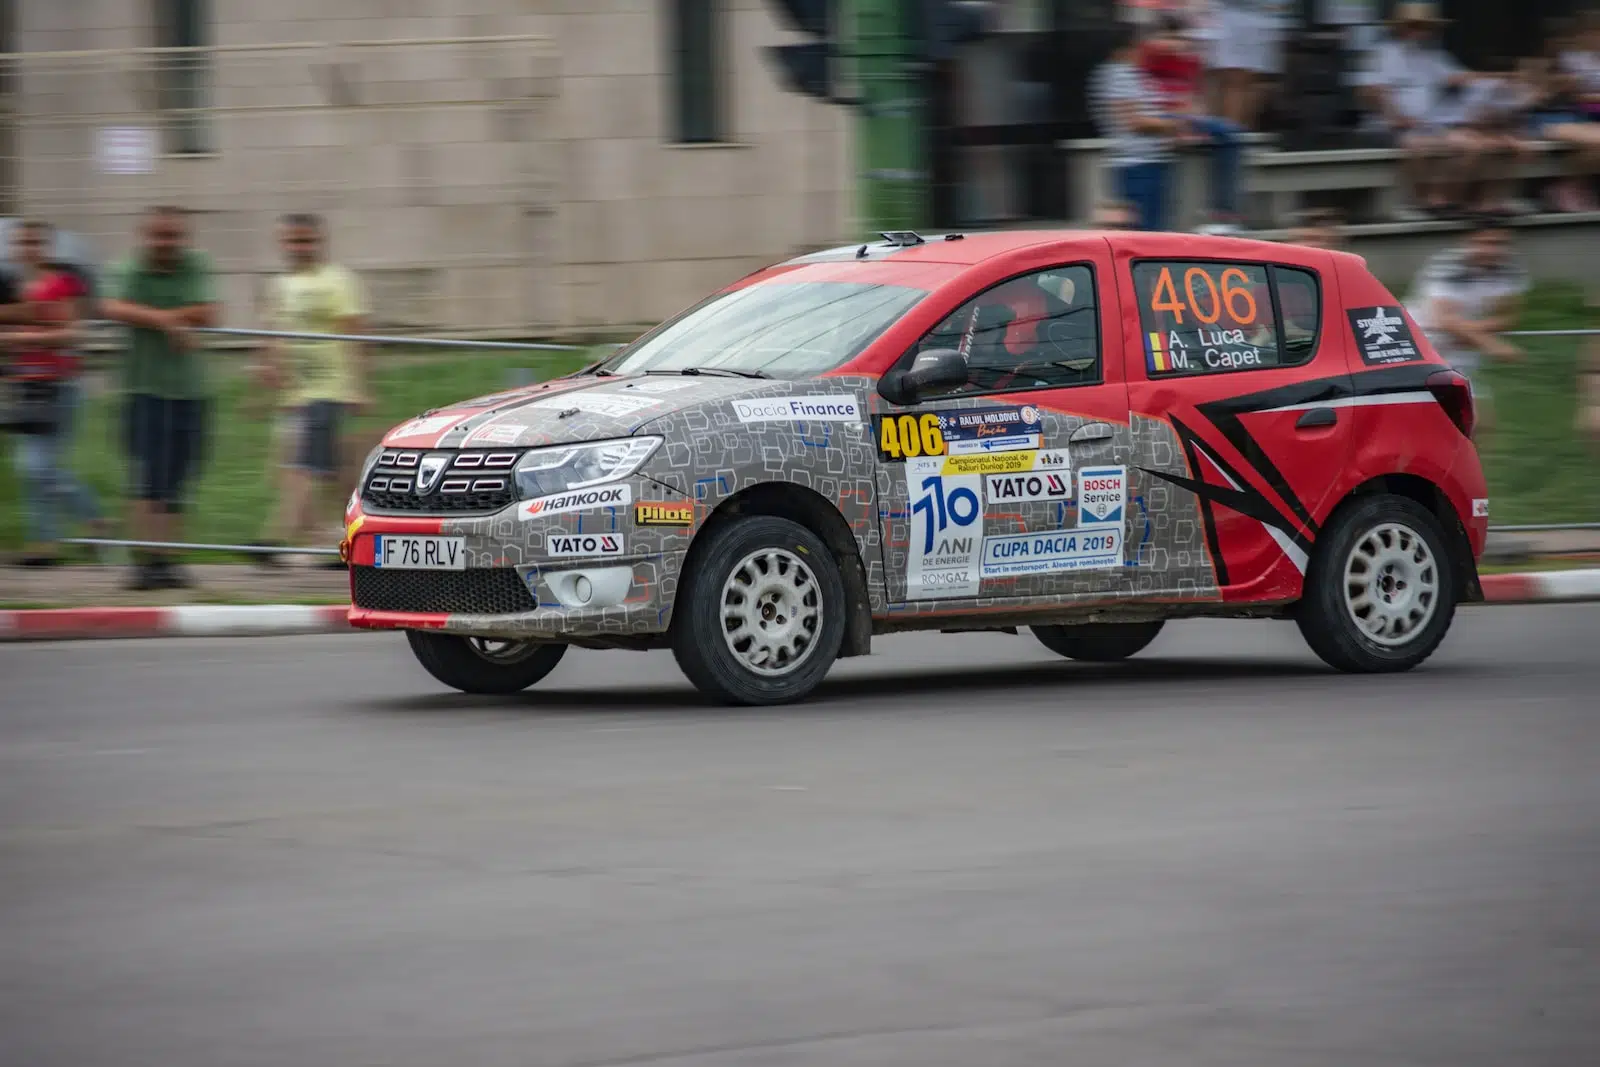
[341,480,694,641]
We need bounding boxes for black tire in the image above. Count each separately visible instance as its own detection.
[406,631,567,694]
[1295,494,1458,673]
[671,515,846,706]
[1031,620,1165,662]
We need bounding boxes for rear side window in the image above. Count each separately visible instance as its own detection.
[1132,261,1321,378]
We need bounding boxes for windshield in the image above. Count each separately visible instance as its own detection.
[600,280,928,379]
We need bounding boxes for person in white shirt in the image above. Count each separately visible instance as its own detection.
[1361,3,1484,219]
[1406,217,1530,436]
[1208,0,1292,129]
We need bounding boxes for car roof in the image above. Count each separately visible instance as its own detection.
[780,229,1333,271]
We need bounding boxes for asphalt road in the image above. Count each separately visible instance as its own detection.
[3,607,1598,1067]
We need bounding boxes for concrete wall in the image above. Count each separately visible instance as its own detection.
[8,2,858,335]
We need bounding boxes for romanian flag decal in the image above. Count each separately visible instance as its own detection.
[1146,331,1173,374]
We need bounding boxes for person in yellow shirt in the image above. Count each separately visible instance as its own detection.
[257,213,369,564]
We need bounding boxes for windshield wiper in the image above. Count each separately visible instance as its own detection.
[645,367,771,379]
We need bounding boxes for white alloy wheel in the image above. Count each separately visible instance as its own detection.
[1342,521,1440,648]
[719,548,823,676]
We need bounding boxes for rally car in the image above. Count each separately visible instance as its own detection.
[342,229,1487,705]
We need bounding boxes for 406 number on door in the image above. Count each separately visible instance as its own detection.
[876,413,946,460]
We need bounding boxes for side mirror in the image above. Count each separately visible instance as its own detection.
[878,348,968,406]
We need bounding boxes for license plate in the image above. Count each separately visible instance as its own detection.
[373,535,465,570]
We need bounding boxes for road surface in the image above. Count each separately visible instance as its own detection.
[3,607,1597,1066]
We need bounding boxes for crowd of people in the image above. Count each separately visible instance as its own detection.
[0,206,370,588]
[1091,3,1600,230]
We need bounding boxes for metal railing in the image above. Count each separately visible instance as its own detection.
[19,324,1599,559]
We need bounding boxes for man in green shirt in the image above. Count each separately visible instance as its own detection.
[100,205,220,590]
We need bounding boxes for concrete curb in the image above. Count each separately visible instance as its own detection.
[0,604,352,642]
[4,570,1599,641]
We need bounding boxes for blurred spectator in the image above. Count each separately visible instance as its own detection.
[1445,59,1542,216]
[1091,199,1138,229]
[1289,206,1346,249]
[1524,23,1600,212]
[1580,288,1600,449]
[100,206,220,591]
[1090,21,1182,230]
[1405,215,1531,437]
[256,213,369,566]
[1361,3,1482,220]
[1557,11,1600,120]
[1,221,106,567]
[1140,13,1244,233]
[1209,0,1292,129]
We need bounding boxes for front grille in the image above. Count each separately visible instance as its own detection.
[352,566,536,615]
[361,449,523,515]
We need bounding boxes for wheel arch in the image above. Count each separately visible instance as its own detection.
[1329,473,1482,603]
[683,482,874,657]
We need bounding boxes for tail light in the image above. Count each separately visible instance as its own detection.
[1426,369,1476,439]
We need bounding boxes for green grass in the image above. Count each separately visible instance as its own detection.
[0,347,599,554]
[1473,282,1600,525]
[2,286,1598,554]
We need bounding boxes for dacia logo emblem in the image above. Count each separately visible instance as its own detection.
[415,453,448,495]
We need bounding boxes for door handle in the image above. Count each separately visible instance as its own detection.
[1070,422,1115,443]
[1295,407,1337,429]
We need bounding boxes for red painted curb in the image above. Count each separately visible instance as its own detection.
[1,604,355,642]
[4,570,1600,642]
[1479,574,1540,602]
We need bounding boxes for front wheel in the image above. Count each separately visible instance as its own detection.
[1295,494,1458,673]
[671,516,846,705]
[406,631,567,694]
[1031,620,1165,662]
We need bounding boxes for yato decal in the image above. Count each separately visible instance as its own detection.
[634,502,695,527]
[733,395,862,423]
[547,533,624,558]
[985,471,1070,504]
[1348,306,1421,365]
[980,528,1123,578]
[532,393,663,418]
[905,456,982,599]
[1078,466,1126,525]
[519,483,632,521]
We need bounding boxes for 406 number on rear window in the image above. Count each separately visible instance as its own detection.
[876,412,947,460]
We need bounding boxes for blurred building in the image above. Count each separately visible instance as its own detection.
[1,2,855,334]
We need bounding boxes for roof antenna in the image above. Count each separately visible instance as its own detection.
[856,244,869,258]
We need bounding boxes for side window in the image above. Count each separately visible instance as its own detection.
[1273,267,1322,360]
[1132,261,1319,378]
[911,265,1101,396]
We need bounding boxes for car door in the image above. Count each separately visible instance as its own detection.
[1118,252,1355,600]
[873,258,1136,608]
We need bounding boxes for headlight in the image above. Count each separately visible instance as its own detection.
[357,445,384,487]
[513,436,663,499]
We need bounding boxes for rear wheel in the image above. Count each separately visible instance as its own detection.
[1295,494,1457,673]
[406,631,567,694]
[671,516,845,705]
[1031,620,1165,662]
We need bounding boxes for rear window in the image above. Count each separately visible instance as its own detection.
[1132,261,1321,378]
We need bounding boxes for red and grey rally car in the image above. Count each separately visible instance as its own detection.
[341,229,1488,705]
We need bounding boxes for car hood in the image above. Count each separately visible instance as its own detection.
[380,375,792,450]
